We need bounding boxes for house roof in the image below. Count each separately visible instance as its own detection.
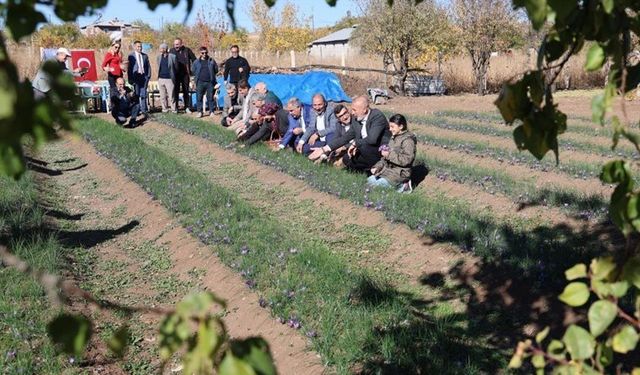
[80,18,140,29]
[309,26,356,45]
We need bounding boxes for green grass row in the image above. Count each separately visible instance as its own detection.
[76,116,498,374]
[397,112,639,161]
[433,110,616,139]
[0,174,67,373]
[154,113,607,278]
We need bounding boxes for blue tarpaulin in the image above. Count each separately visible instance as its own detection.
[215,71,352,107]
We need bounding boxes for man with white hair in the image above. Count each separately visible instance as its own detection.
[309,95,390,173]
[32,47,85,99]
[221,83,242,127]
[254,82,282,107]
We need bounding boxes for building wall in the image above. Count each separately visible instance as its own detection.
[308,43,360,62]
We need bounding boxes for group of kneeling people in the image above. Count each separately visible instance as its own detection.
[220,79,417,192]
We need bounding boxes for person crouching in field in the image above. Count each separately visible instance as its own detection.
[110,77,141,128]
[221,83,242,127]
[367,114,416,193]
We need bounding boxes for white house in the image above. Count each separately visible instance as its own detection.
[308,25,359,62]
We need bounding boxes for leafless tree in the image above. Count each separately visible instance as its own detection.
[352,0,448,95]
[452,0,522,95]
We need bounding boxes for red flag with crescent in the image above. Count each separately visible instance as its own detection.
[70,49,98,82]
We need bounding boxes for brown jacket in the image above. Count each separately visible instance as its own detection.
[373,131,416,185]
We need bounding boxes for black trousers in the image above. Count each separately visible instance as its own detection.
[107,73,121,90]
[174,73,191,109]
[343,143,381,173]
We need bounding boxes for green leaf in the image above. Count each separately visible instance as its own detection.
[608,281,629,298]
[592,93,606,125]
[623,257,640,289]
[590,256,616,281]
[0,143,26,179]
[47,314,92,358]
[558,282,590,307]
[600,160,632,185]
[547,0,577,20]
[536,326,550,344]
[596,343,613,367]
[588,300,617,336]
[182,319,220,375]
[562,325,595,360]
[612,325,639,353]
[229,337,277,375]
[548,339,565,360]
[219,352,257,375]
[5,3,47,41]
[565,264,587,280]
[524,0,548,30]
[585,44,606,71]
[532,353,545,368]
[107,325,129,358]
[601,0,614,13]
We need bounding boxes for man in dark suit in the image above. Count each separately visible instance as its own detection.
[127,40,151,117]
[308,96,390,173]
[110,77,140,128]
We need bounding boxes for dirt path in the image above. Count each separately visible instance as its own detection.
[415,141,613,198]
[414,124,611,169]
[134,120,468,284]
[40,135,325,374]
[382,91,640,120]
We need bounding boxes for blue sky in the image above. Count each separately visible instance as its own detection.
[37,0,360,32]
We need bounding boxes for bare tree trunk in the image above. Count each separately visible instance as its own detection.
[398,48,409,96]
[470,49,490,96]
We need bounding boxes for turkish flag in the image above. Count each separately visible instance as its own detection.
[70,49,98,82]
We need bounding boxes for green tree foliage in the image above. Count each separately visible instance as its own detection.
[495,0,640,373]
[352,0,449,95]
[33,23,82,47]
[33,22,113,49]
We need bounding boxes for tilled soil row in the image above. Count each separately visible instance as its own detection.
[415,141,613,198]
[414,124,611,170]
[414,113,638,157]
[48,135,325,374]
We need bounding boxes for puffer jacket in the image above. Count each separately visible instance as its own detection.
[372,130,416,185]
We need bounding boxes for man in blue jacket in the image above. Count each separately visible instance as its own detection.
[127,41,151,117]
[295,93,337,155]
[192,46,219,117]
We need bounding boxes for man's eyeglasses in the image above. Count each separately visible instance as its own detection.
[200,51,207,54]
[337,111,349,118]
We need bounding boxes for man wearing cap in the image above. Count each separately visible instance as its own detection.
[157,43,178,113]
[191,46,218,117]
[32,47,85,99]
[127,40,151,117]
